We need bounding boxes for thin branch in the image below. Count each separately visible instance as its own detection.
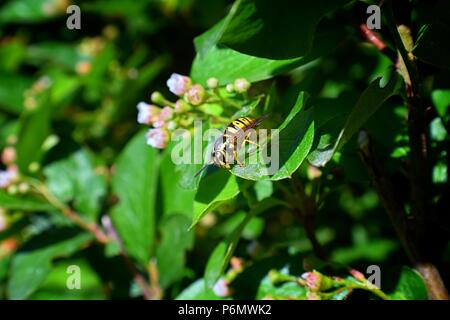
[288,178,329,261]
[358,131,449,300]
[102,216,160,300]
[358,131,419,263]
[29,179,109,244]
[29,178,157,300]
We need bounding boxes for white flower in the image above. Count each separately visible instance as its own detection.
[166,73,191,96]
[146,128,170,149]
[0,169,17,189]
[137,102,159,125]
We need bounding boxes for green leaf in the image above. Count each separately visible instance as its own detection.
[29,258,105,299]
[156,215,194,288]
[26,42,85,71]
[204,198,282,288]
[0,0,65,24]
[16,88,52,173]
[160,148,196,217]
[0,191,52,211]
[217,0,350,59]
[191,170,240,228]
[110,131,159,266]
[230,91,315,180]
[431,89,450,119]
[191,18,346,84]
[256,268,307,299]
[7,229,92,300]
[175,278,222,300]
[308,74,399,167]
[0,73,33,114]
[44,150,107,221]
[390,267,428,300]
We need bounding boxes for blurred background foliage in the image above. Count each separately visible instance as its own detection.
[0,0,449,300]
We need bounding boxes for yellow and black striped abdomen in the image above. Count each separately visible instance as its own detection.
[224,117,256,137]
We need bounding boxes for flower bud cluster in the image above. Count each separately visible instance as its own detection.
[137,73,252,149]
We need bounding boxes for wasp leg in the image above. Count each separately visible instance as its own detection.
[233,151,246,167]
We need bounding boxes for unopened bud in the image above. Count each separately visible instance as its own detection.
[7,184,18,195]
[159,106,174,121]
[167,121,177,131]
[18,182,30,194]
[28,162,40,173]
[206,77,219,89]
[350,269,366,282]
[166,73,192,96]
[234,78,250,93]
[146,128,170,149]
[1,147,16,165]
[174,99,190,113]
[151,91,167,106]
[186,84,206,106]
[225,84,234,93]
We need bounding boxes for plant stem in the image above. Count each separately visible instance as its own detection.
[29,178,157,300]
[29,179,109,244]
[287,178,328,261]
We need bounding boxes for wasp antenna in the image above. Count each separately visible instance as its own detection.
[194,163,210,178]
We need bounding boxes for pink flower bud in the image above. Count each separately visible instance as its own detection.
[137,102,160,125]
[234,78,250,93]
[146,128,170,149]
[213,278,230,297]
[301,271,322,291]
[159,106,174,120]
[350,269,366,282]
[186,84,206,106]
[1,147,16,165]
[166,73,192,96]
[174,99,190,113]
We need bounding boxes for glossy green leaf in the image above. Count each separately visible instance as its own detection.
[205,198,282,288]
[390,267,428,300]
[16,89,52,173]
[256,268,307,299]
[431,89,450,118]
[0,191,52,211]
[0,0,65,24]
[160,147,196,217]
[217,0,350,59]
[0,73,32,114]
[7,229,92,300]
[191,18,346,84]
[175,278,222,300]
[29,259,105,300]
[308,74,399,167]
[110,131,159,266]
[191,170,240,228]
[44,150,107,221]
[156,214,194,288]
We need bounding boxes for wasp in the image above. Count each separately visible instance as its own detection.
[195,115,269,177]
